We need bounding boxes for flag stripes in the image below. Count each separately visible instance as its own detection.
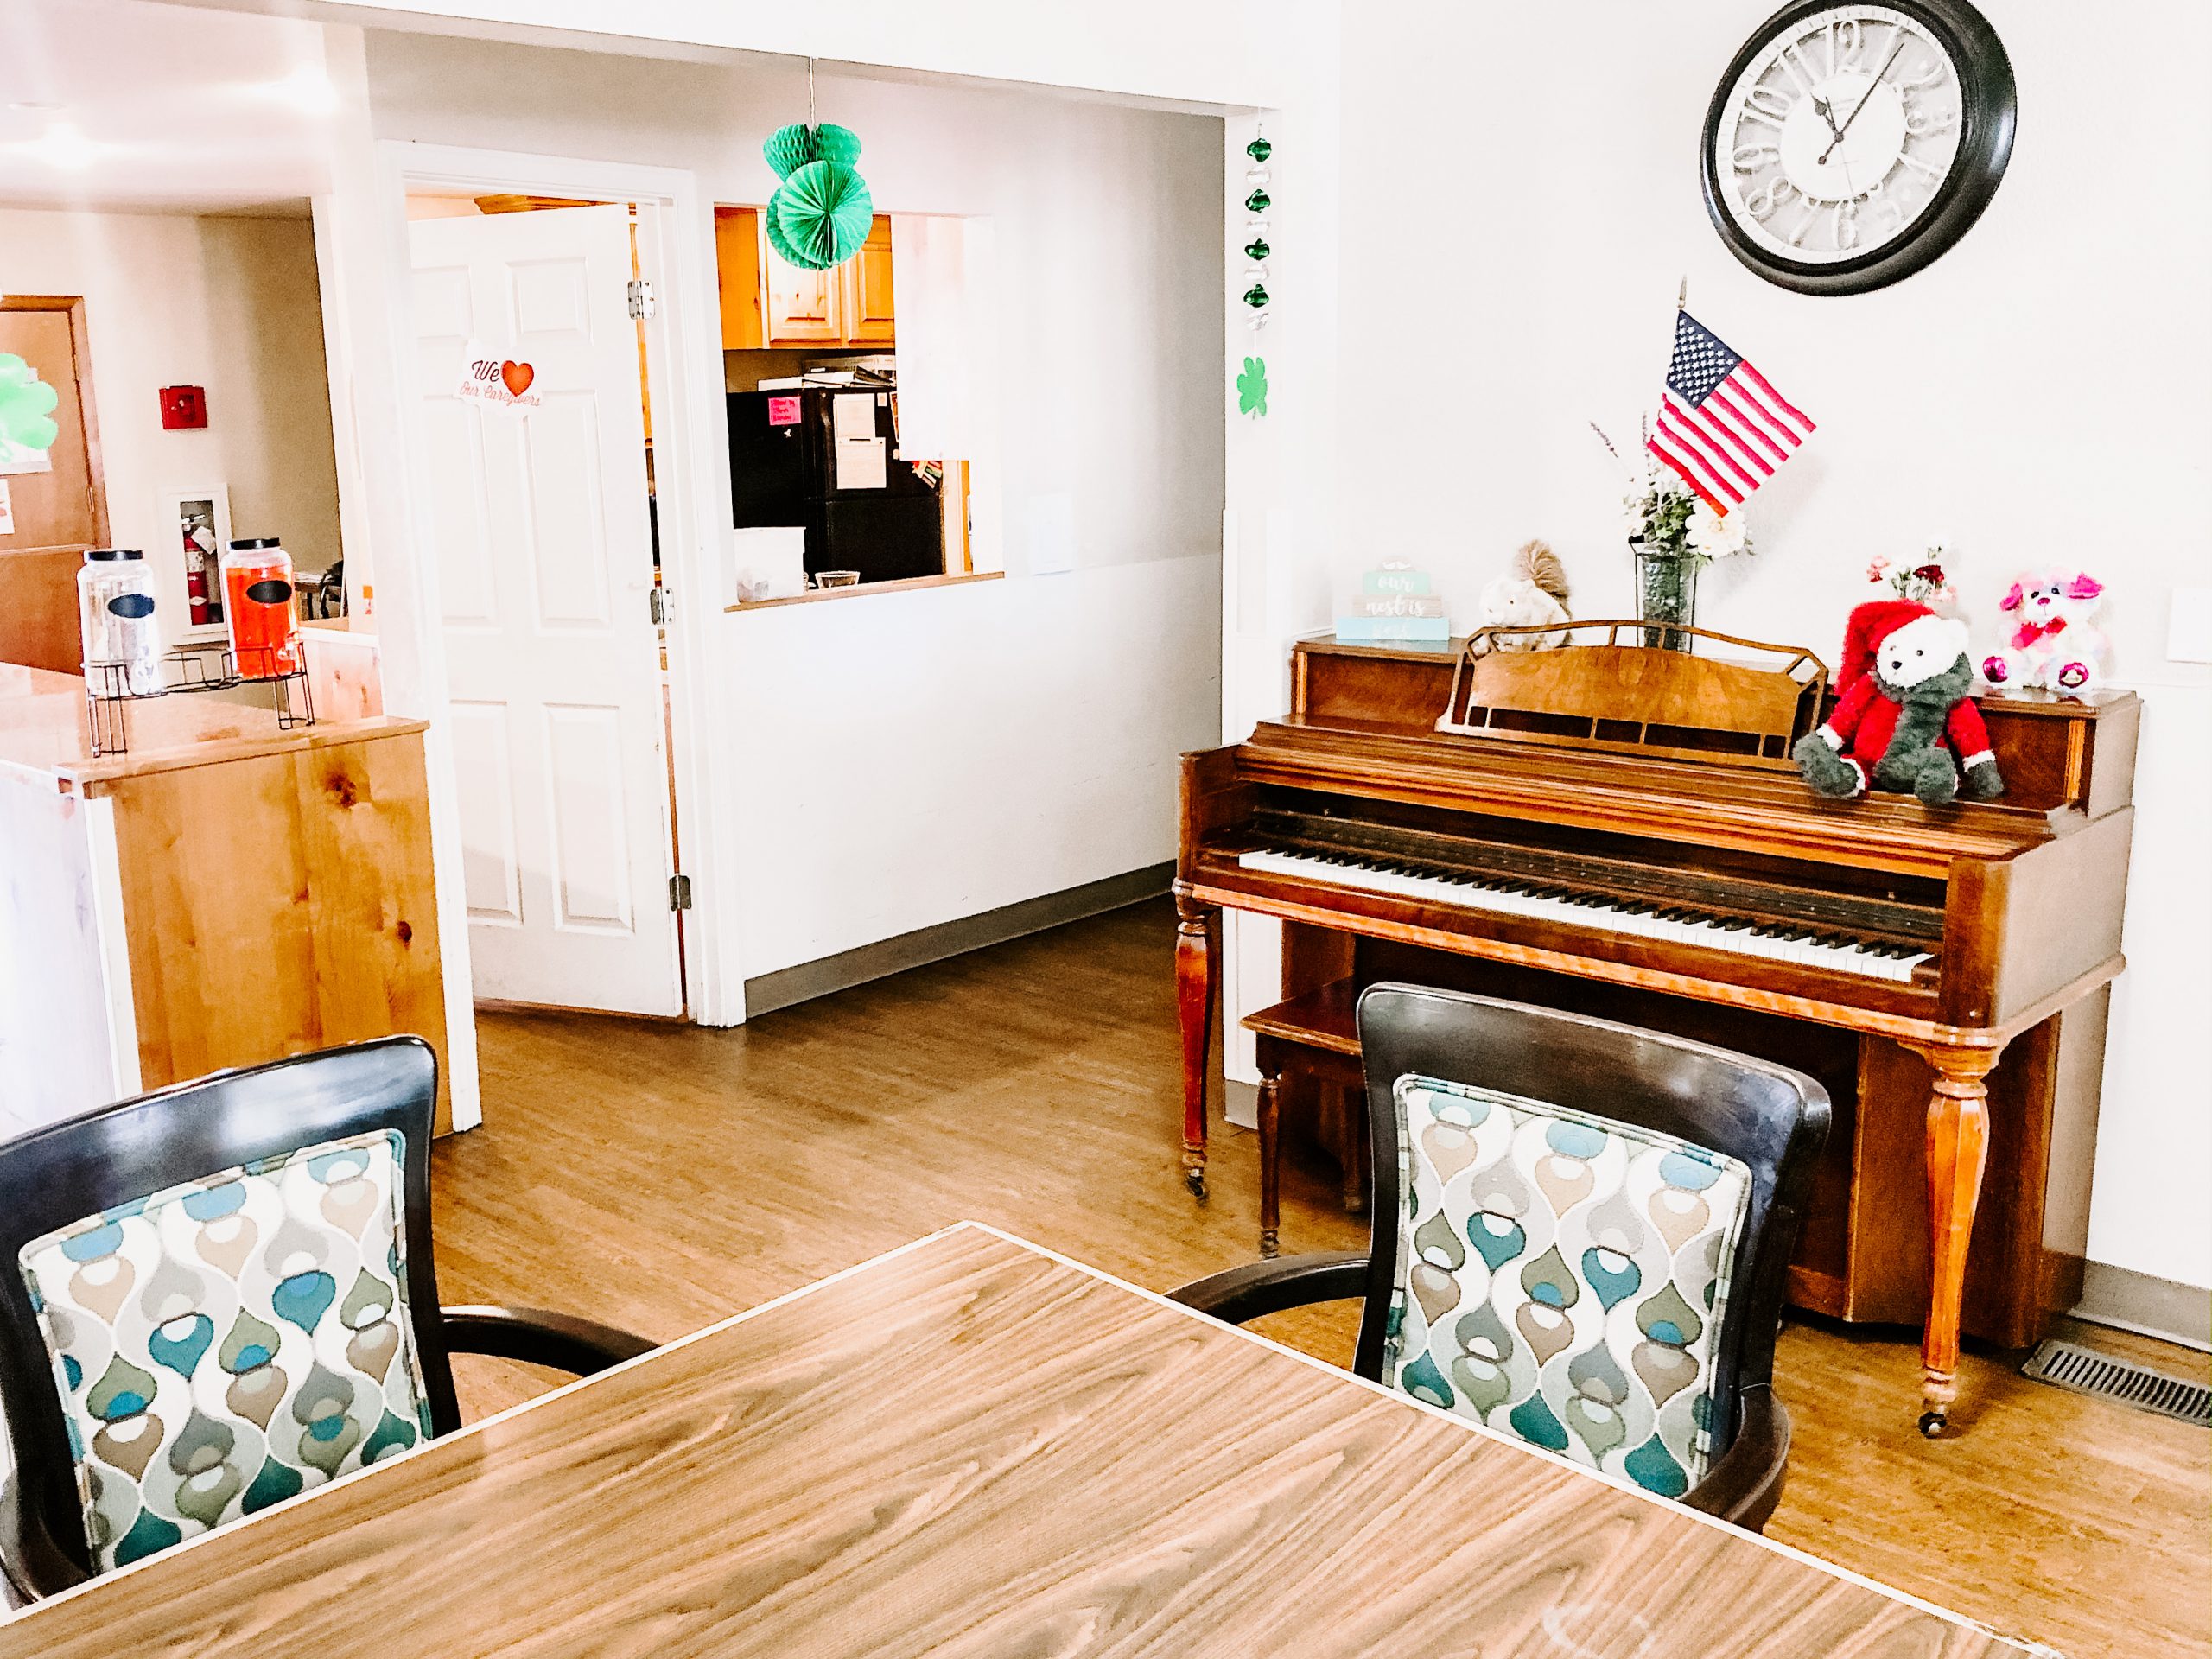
[1646,309,1813,515]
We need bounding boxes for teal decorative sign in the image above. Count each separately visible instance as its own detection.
[0,353,60,473]
[1237,356,1268,417]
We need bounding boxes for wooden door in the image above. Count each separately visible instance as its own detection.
[0,301,106,671]
[763,238,842,346]
[842,217,896,346]
[408,206,683,1017]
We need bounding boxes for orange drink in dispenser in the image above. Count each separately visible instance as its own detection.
[220,537,303,680]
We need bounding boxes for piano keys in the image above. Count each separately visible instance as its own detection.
[1174,624,2139,1433]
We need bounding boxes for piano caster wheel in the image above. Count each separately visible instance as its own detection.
[1918,1410,1947,1440]
[1184,1166,1208,1203]
[1259,1230,1279,1260]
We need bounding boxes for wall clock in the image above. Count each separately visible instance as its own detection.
[1700,0,2016,296]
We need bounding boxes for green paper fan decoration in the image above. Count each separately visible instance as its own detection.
[0,353,60,460]
[764,123,818,181]
[764,122,864,182]
[763,196,808,267]
[770,160,874,271]
[812,124,863,168]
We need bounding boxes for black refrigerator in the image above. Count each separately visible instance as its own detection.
[727,387,944,584]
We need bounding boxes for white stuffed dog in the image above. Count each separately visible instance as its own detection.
[1479,540,1572,650]
[1980,568,2107,696]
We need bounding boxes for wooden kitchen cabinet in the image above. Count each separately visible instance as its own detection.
[842,218,897,346]
[715,207,894,351]
[765,255,842,346]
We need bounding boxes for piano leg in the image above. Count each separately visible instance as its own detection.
[1175,897,1218,1201]
[1256,1072,1281,1256]
[1908,1042,2002,1438]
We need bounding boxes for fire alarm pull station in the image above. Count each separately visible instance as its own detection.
[160,386,207,430]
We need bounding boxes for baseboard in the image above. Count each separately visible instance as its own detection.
[2070,1261,2212,1353]
[744,862,1175,1018]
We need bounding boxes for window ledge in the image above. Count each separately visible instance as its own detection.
[727,570,1003,612]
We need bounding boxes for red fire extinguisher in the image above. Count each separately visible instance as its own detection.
[184,522,213,626]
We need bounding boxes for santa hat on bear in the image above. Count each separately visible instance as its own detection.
[1836,599,1939,690]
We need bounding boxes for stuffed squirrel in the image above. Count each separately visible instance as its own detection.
[1478,540,1572,650]
[1793,600,2004,808]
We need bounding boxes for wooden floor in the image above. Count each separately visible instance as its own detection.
[436,898,2210,1659]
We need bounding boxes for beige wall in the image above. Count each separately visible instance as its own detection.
[0,207,343,638]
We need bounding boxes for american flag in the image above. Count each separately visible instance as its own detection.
[1649,310,1814,515]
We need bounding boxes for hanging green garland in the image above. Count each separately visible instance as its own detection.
[1236,131,1272,416]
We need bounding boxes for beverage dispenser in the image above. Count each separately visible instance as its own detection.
[221,537,304,680]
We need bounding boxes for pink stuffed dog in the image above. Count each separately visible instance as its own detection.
[1980,568,2107,696]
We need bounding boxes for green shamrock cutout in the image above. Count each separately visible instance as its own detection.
[0,354,60,462]
[1236,356,1268,417]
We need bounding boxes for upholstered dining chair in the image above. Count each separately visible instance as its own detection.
[0,1038,654,1599]
[1171,985,1829,1533]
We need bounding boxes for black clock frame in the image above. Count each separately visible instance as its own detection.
[1700,0,2016,296]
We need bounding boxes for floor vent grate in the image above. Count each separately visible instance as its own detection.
[2020,1339,2211,1427]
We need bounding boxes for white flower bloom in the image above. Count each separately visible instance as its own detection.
[1686,502,1748,559]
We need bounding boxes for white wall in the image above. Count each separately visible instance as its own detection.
[1332,2,2211,1289]
[357,30,1226,991]
[0,209,344,620]
[723,562,1217,977]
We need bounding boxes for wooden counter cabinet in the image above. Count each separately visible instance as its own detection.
[0,669,450,1138]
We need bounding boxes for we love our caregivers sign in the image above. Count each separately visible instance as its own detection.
[456,340,541,415]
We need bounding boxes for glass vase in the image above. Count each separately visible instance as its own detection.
[1634,547,1700,652]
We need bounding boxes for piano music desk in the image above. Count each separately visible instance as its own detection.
[1177,634,2138,1433]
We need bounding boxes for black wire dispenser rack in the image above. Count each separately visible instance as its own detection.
[84,648,315,758]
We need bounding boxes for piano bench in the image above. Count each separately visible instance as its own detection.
[1247,982,1373,1258]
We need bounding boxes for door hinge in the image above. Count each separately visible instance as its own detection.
[649,587,668,626]
[627,278,658,321]
[669,873,693,911]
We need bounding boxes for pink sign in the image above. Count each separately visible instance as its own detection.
[766,395,802,427]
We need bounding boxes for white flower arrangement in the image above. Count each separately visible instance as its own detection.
[1597,423,1753,564]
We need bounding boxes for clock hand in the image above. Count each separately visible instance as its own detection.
[1812,93,1843,139]
[1821,36,1909,161]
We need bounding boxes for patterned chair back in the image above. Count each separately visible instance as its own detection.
[1346,986,1828,1496]
[0,1040,458,1586]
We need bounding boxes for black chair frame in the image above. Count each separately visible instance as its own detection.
[1172,984,1830,1531]
[0,1037,653,1598]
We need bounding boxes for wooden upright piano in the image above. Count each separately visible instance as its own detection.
[1173,626,2137,1433]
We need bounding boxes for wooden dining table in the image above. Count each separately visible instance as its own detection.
[1,1224,2027,1657]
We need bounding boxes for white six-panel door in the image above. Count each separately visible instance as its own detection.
[408,205,682,1016]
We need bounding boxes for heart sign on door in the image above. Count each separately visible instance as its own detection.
[457,339,541,415]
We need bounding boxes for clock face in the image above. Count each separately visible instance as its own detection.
[1717,7,1963,264]
[1700,0,2014,294]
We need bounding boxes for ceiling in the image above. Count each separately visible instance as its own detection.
[0,0,335,215]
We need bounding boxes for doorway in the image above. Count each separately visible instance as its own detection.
[0,296,108,671]
[403,191,684,1018]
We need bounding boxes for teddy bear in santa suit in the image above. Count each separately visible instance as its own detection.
[1792,599,2005,808]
